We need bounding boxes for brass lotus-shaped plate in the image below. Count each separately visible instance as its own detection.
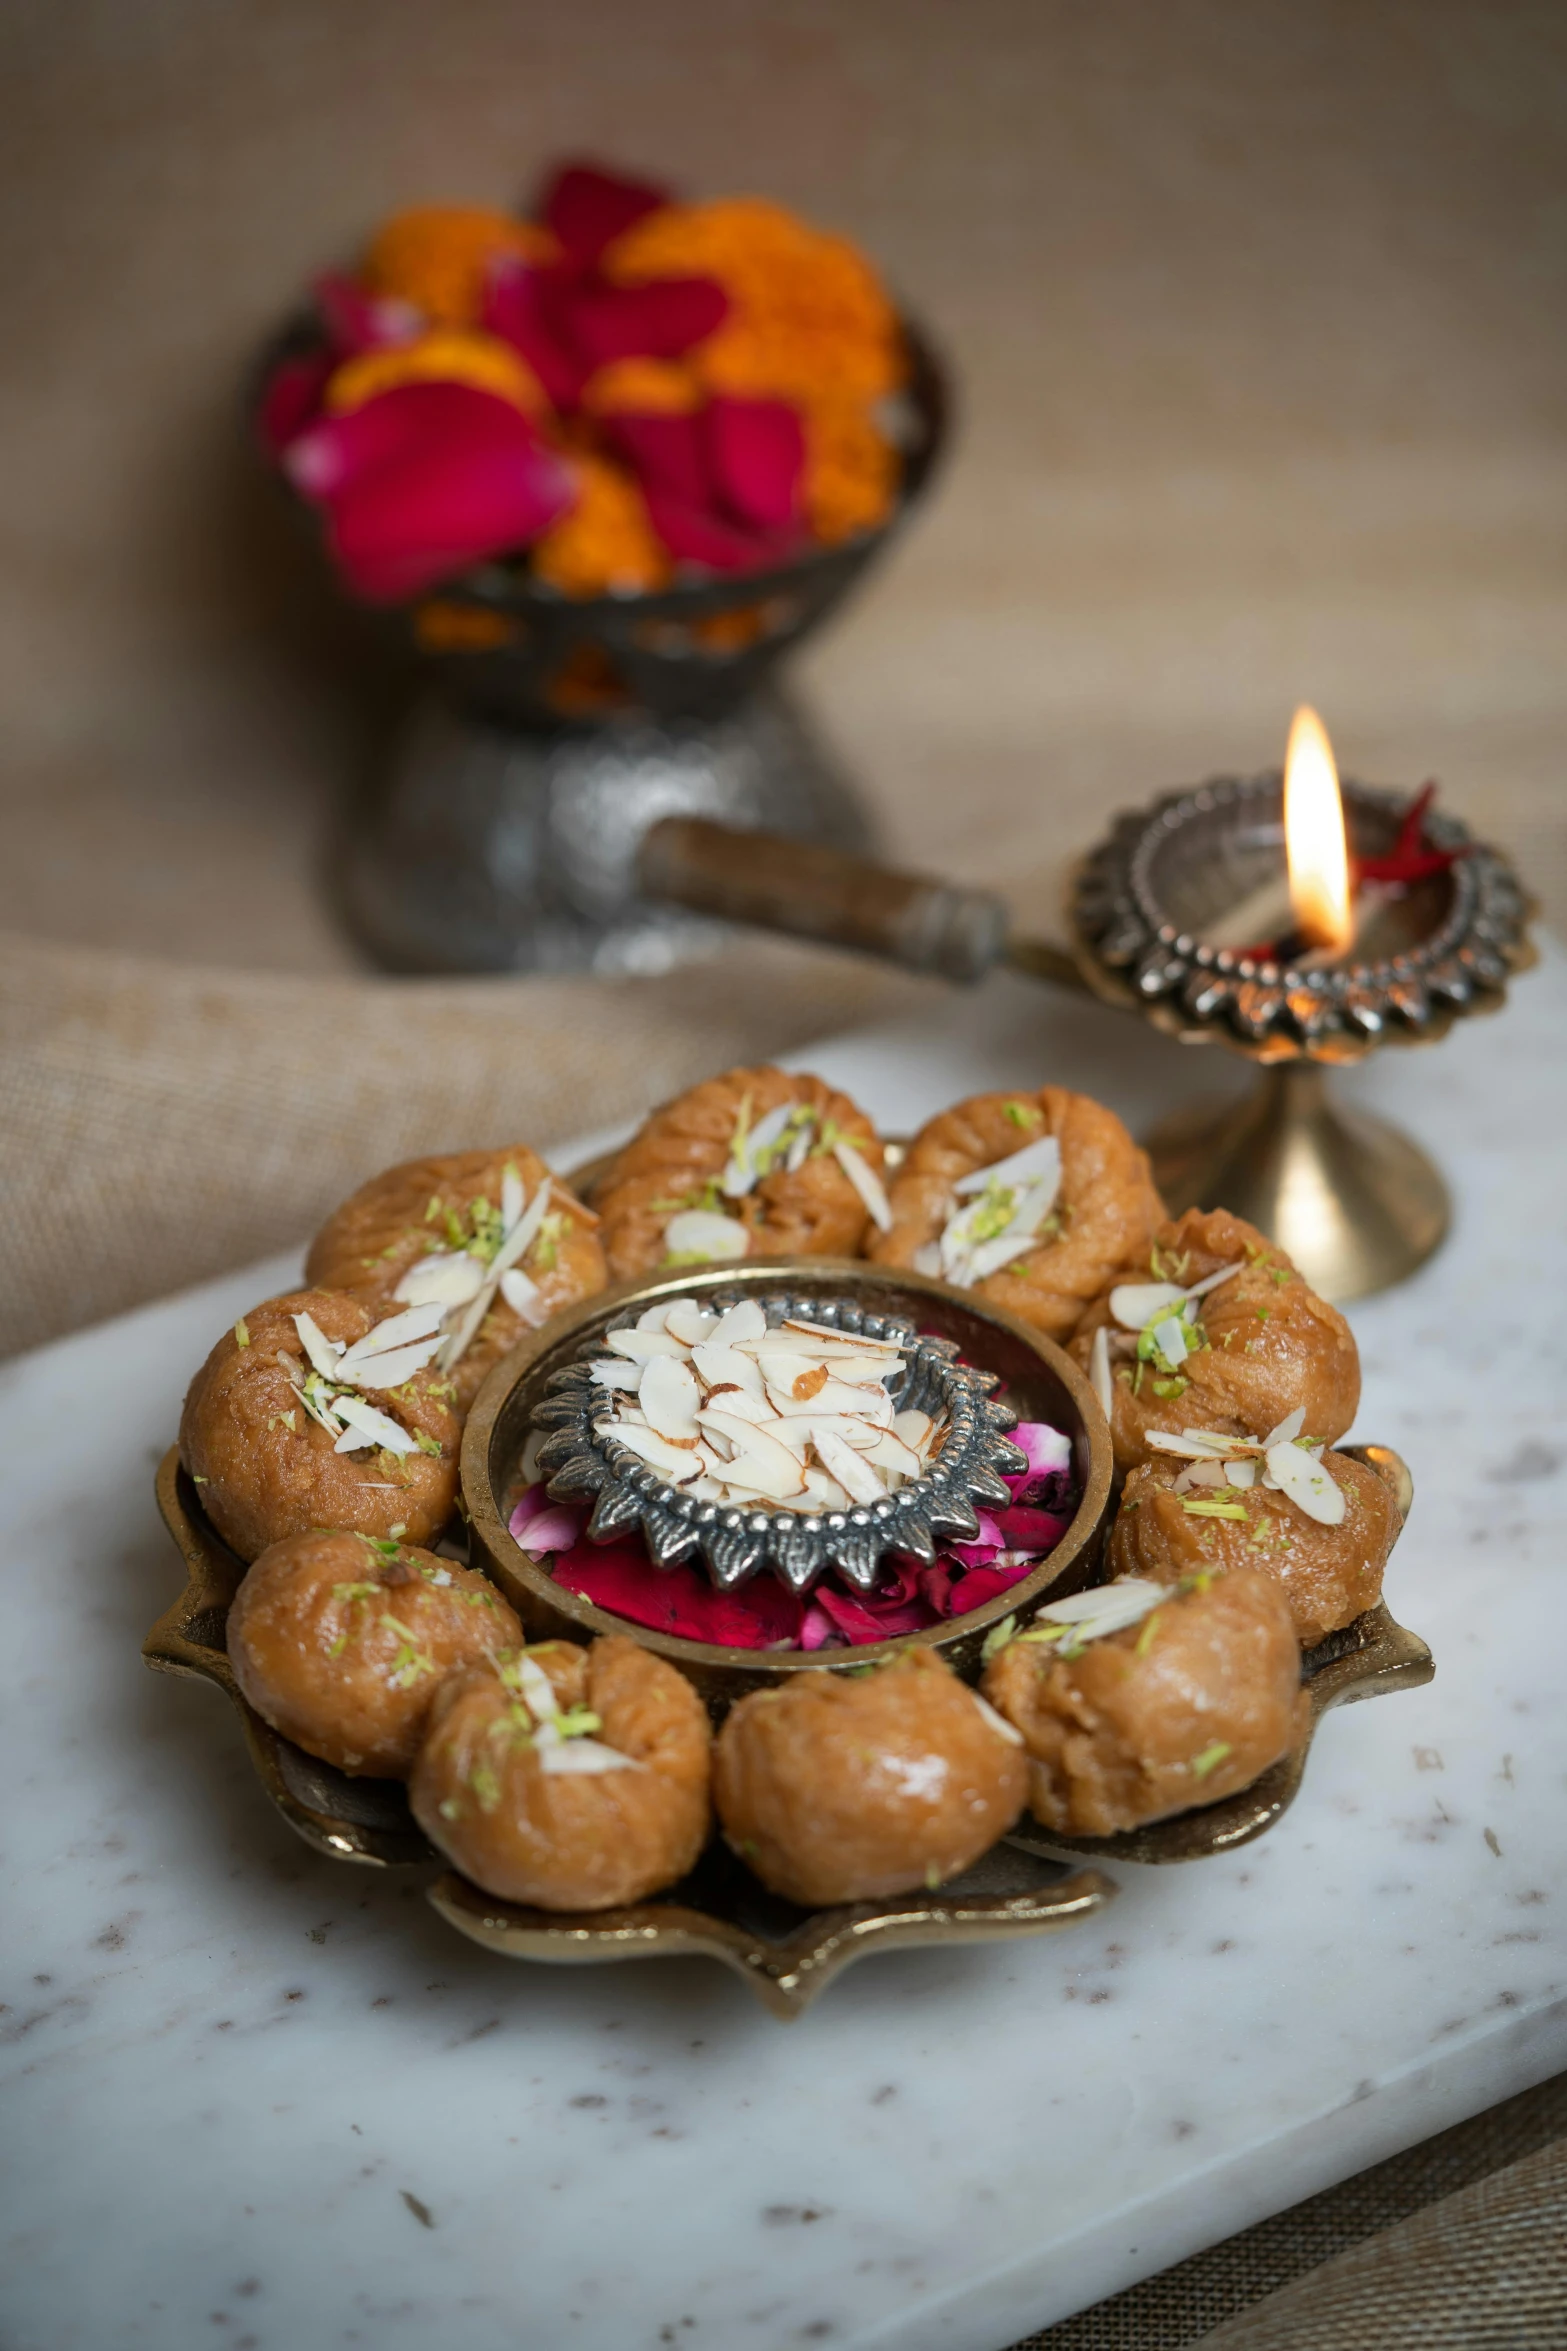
[143,1451,1113,2015]
[532,1286,1026,1595]
[1005,1444,1432,1865]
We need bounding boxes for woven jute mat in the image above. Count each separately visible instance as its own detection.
[0,925,932,1361]
[1013,2071,1567,2349]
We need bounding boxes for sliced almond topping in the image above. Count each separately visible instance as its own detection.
[394,1251,486,1310]
[664,1298,718,1347]
[1108,1281,1188,1331]
[294,1311,343,1380]
[605,1327,690,1363]
[639,1355,703,1445]
[793,1363,830,1401]
[710,1300,768,1348]
[812,1426,887,1505]
[1089,1325,1113,1420]
[1265,1439,1345,1524]
[664,1209,749,1262]
[832,1138,894,1232]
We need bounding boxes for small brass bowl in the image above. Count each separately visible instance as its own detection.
[462,1257,1113,1712]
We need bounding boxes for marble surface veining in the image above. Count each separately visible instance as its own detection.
[2,951,1564,2351]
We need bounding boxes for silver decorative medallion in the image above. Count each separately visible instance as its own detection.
[530,1289,1026,1595]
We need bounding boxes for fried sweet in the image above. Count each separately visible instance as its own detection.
[305,1146,606,1408]
[866,1087,1163,1340]
[1069,1208,1361,1476]
[983,1565,1308,1838]
[410,1634,712,1911]
[595,1065,885,1280]
[1110,1450,1398,1648]
[180,1290,460,1561]
[713,1648,1027,1905]
[227,1527,520,1776]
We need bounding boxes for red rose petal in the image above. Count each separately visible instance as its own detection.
[642,483,781,573]
[542,162,670,261]
[313,271,422,356]
[306,387,575,601]
[565,276,728,367]
[994,1505,1073,1550]
[709,396,805,532]
[483,258,591,409]
[257,351,335,456]
[813,1583,934,1644]
[946,1561,1037,1614]
[552,1542,803,1650]
[605,409,710,505]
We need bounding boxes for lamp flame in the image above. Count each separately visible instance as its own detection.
[1284,705,1353,955]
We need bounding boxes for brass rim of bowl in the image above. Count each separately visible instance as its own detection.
[461,1256,1113,1682]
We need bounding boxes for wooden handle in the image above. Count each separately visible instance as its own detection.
[637,818,1008,985]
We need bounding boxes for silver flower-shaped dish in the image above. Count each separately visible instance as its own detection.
[531,1287,1026,1595]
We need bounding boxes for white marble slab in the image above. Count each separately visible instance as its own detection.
[3,948,1565,2351]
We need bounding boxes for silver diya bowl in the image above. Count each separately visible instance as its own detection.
[1071,770,1533,1065]
[461,1259,1113,1711]
[530,1284,1025,1595]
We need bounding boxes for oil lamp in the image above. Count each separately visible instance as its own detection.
[634,712,1534,1301]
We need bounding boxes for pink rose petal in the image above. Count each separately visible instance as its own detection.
[799,1605,839,1652]
[1005,1421,1074,1492]
[709,396,805,532]
[543,161,670,261]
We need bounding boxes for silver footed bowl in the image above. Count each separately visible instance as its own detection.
[531,1286,1026,1595]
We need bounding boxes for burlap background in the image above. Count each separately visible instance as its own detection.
[0,924,935,1361]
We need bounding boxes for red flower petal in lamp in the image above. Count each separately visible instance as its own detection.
[708,396,805,533]
[541,161,670,261]
[564,275,729,367]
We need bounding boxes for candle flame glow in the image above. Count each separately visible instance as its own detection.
[1283,705,1353,955]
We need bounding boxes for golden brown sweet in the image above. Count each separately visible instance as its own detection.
[409,1634,713,1911]
[226,1527,519,1776]
[1110,1450,1398,1648]
[305,1146,606,1408]
[867,1087,1163,1340]
[1069,1208,1361,1476]
[713,1648,1027,1905]
[594,1065,885,1280]
[983,1566,1308,1838]
[179,1290,460,1561]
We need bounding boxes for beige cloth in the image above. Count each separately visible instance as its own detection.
[0,926,933,1360]
[1020,2071,1567,2349]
